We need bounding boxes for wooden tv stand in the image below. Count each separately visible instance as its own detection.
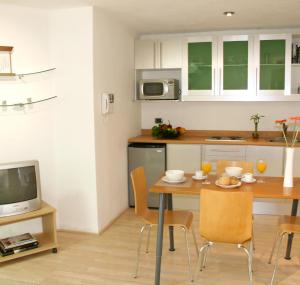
[0,201,58,263]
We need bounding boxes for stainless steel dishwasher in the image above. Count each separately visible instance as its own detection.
[128,143,166,208]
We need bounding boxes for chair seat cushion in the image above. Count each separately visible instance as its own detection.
[279,215,300,234]
[143,210,193,229]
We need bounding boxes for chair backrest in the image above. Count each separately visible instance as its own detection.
[216,160,254,176]
[199,189,253,244]
[130,167,149,218]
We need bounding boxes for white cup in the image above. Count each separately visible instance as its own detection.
[195,170,204,178]
[243,172,253,182]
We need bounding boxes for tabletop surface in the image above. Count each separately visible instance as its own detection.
[150,174,300,199]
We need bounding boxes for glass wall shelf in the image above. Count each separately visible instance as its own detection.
[0,68,56,80]
[1,96,57,108]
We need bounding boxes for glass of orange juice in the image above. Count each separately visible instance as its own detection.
[201,161,212,184]
[256,159,267,183]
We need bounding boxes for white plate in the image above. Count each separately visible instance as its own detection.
[215,180,242,189]
[161,176,186,184]
[241,177,256,183]
[192,175,208,181]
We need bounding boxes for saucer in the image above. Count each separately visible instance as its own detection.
[241,177,256,183]
[192,175,207,181]
[161,176,187,184]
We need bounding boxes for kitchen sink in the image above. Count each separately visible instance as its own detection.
[268,137,300,143]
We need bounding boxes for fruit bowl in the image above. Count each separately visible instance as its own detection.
[151,121,186,139]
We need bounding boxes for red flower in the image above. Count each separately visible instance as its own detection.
[290,116,300,121]
[275,119,287,124]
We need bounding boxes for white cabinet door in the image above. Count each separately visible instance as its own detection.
[202,144,246,174]
[135,39,182,69]
[160,39,182,69]
[254,34,291,96]
[167,144,201,210]
[182,36,218,98]
[246,146,284,176]
[135,40,156,69]
[167,144,201,172]
[218,35,255,97]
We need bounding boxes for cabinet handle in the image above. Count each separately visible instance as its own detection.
[160,42,162,68]
[213,68,216,95]
[255,67,258,95]
[219,68,222,96]
[209,149,242,153]
[153,42,156,68]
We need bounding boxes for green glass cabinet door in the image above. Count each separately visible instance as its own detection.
[260,39,285,90]
[223,41,248,90]
[188,42,212,90]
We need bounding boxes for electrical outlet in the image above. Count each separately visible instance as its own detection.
[155,118,162,124]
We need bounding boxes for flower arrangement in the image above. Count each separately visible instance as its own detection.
[275,116,300,147]
[250,114,265,139]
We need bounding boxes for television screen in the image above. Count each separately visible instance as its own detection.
[0,166,37,205]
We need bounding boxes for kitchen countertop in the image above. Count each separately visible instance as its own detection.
[128,130,300,147]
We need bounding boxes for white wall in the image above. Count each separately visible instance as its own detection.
[0,5,100,235]
[0,5,56,237]
[50,7,99,233]
[142,101,300,131]
[93,8,140,231]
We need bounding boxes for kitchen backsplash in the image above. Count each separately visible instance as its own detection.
[141,101,300,131]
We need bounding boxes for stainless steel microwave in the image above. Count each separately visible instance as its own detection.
[138,79,179,100]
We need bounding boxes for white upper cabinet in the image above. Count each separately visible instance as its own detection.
[135,40,156,69]
[135,30,299,101]
[182,35,254,99]
[218,35,255,97]
[254,34,291,96]
[182,36,218,97]
[135,39,182,69]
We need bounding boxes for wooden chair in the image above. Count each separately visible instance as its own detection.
[216,160,254,176]
[192,189,254,284]
[268,215,300,285]
[130,166,198,280]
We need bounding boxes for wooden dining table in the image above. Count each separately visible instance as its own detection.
[150,174,300,285]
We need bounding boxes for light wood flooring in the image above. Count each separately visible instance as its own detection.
[0,209,300,285]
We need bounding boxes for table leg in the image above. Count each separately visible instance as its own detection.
[155,193,165,285]
[285,199,299,260]
[167,193,175,251]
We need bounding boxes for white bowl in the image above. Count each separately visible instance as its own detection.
[225,166,243,177]
[165,170,184,181]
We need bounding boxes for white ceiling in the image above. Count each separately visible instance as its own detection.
[1,0,300,34]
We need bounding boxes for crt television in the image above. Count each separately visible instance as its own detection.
[0,160,42,217]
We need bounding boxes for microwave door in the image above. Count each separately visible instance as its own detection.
[141,82,166,97]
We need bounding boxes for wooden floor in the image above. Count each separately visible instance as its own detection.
[0,209,299,285]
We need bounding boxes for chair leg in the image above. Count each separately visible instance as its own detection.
[202,245,210,269]
[182,226,193,281]
[133,224,148,278]
[238,241,253,285]
[191,242,211,282]
[268,231,281,264]
[200,242,213,271]
[270,232,288,285]
[145,225,152,253]
[191,226,199,257]
[252,225,256,251]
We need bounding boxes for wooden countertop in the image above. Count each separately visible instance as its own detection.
[128,130,300,147]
